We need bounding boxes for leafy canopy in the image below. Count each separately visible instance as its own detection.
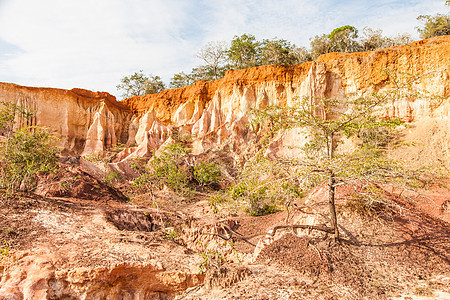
[417,14,450,39]
[116,70,165,99]
[228,34,261,69]
[249,72,427,239]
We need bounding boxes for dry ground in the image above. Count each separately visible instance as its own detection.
[0,163,449,299]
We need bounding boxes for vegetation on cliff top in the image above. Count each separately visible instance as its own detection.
[117,1,449,98]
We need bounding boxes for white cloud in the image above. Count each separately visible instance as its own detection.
[0,0,195,94]
[0,0,448,97]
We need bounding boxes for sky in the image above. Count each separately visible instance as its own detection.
[0,0,448,98]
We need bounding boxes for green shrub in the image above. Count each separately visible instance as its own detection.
[198,250,224,274]
[248,203,278,216]
[1,126,59,192]
[193,161,221,187]
[84,152,108,164]
[133,143,191,195]
[0,102,60,192]
[245,186,279,216]
[224,157,306,216]
[230,182,247,201]
[162,229,179,240]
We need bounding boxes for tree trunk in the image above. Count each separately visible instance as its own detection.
[328,170,340,240]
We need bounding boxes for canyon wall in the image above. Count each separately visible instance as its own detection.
[122,35,450,167]
[0,36,449,167]
[0,84,133,155]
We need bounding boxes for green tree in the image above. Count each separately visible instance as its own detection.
[389,33,413,46]
[190,65,223,82]
[310,34,332,60]
[228,34,261,69]
[328,25,360,53]
[416,14,450,39]
[260,38,292,65]
[359,27,392,51]
[290,46,312,64]
[359,28,412,51]
[251,71,432,240]
[310,25,360,59]
[116,70,165,99]
[259,38,309,66]
[169,72,194,89]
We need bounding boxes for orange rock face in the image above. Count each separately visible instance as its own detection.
[0,36,449,167]
[0,84,132,155]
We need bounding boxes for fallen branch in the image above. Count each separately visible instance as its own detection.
[206,222,334,247]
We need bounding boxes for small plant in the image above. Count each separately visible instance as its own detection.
[2,228,15,235]
[0,240,10,260]
[110,143,128,153]
[162,229,179,240]
[344,193,386,215]
[414,286,434,297]
[198,250,224,274]
[230,182,248,201]
[208,193,227,214]
[84,152,107,164]
[103,170,124,185]
[171,131,195,143]
[59,175,79,192]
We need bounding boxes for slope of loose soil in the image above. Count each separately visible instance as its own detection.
[179,182,450,299]
[0,171,205,298]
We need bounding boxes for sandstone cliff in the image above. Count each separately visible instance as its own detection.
[0,84,133,155]
[0,36,449,167]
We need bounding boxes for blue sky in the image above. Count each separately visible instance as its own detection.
[0,0,448,97]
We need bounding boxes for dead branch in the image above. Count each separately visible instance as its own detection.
[206,222,334,247]
[270,224,334,236]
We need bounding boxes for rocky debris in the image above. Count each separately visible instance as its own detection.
[203,264,252,290]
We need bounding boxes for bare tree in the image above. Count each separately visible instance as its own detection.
[196,41,229,80]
